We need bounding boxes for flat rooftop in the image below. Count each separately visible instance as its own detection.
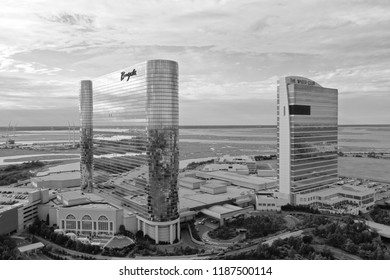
[197,171,276,185]
[179,177,204,184]
[59,190,106,203]
[123,194,147,206]
[312,185,375,197]
[18,242,45,253]
[179,185,252,210]
[66,203,119,210]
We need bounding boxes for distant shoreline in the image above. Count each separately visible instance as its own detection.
[0,124,389,131]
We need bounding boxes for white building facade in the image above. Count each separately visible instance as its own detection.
[277,76,338,204]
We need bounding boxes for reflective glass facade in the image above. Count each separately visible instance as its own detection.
[79,80,93,192]
[277,76,338,197]
[80,60,179,223]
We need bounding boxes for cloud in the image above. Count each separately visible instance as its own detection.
[42,12,96,30]
[249,17,272,32]
[0,0,389,125]
[0,74,76,110]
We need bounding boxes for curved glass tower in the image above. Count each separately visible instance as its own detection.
[277,76,338,203]
[79,80,93,192]
[80,60,180,243]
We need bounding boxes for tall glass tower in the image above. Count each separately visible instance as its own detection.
[79,60,180,243]
[277,76,338,204]
[79,80,93,192]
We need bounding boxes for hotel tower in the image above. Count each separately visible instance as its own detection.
[79,60,180,243]
[277,76,338,204]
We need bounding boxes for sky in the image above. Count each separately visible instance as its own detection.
[0,0,389,126]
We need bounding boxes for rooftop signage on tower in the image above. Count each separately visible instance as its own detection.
[120,69,137,81]
[286,77,317,86]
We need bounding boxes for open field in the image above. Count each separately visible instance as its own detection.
[4,154,79,162]
[0,148,79,157]
[339,157,390,182]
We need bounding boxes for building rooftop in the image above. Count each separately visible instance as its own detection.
[57,190,106,206]
[178,177,204,184]
[313,185,374,197]
[197,171,276,185]
[123,194,147,206]
[202,182,227,189]
[179,185,252,210]
[67,203,119,210]
[104,236,135,249]
[218,155,256,163]
[203,163,249,171]
[18,242,45,253]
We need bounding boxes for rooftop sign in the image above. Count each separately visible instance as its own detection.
[286,77,320,87]
[120,69,137,81]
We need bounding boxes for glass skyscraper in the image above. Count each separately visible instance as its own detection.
[79,60,180,243]
[79,80,93,193]
[277,76,338,203]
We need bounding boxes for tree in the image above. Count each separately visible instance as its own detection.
[119,225,126,235]
[302,235,313,244]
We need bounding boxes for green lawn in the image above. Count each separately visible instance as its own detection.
[339,157,390,182]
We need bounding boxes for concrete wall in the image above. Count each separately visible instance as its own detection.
[0,207,18,235]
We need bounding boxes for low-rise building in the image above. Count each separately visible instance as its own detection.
[217,155,257,174]
[195,171,277,191]
[31,171,81,189]
[200,181,228,194]
[0,185,50,234]
[38,190,138,236]
[178,177,204,189]
[295,185,376,214]
[255,191,288,211]
[202,163,250,175]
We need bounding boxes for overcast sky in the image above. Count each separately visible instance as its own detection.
[0,0,389,126]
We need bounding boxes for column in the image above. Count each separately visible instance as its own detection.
[137,219,141,231]
[177,221,180,240]
[155,225,159,244]
[169,224,173,244]
[142,221,146,235]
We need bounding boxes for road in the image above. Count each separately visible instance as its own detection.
[221,229,304,258]
[312,244,361,260]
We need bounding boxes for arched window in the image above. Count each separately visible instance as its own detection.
[82,215,93,231]
[65,214,76,229]
[98,216,109,231]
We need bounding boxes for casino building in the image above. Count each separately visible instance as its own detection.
[79,60,180,243]
[277,76,338,204]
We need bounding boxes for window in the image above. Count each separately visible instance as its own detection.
[289,105,311,115]
[82,215,93,230]
[98,216,109,231]
[65,214,76,229]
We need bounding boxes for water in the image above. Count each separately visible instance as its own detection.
[1,125,390,160]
